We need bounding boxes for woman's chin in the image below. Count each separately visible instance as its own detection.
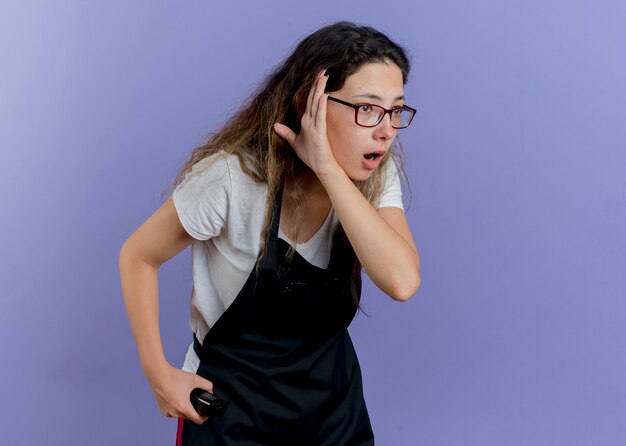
[347,170,375,182]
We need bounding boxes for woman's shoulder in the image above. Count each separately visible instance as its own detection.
[188,151,235,175]
[180,151,255,190]
[193,151,262,182]
[172,151,268,240]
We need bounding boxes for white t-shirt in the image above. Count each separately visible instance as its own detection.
[172,152,404,372]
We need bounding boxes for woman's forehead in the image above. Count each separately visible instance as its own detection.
[341,63,405,100]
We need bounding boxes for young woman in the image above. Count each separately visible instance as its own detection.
[119,21,420,445]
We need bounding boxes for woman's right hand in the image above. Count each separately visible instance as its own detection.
[146,362,214,425]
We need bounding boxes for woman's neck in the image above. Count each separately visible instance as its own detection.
[280,170,332,243]
[301,170,328,199]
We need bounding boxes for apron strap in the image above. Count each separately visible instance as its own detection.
[193,333,202,359]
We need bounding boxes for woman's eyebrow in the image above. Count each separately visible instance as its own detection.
[352,93,405,101]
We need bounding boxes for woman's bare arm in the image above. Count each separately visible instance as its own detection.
[119,196,212,424]
[319,170,420,301]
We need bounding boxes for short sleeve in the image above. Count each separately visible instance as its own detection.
[376,158,404,210]
[172,155,231,241]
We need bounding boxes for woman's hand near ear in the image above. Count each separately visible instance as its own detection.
[273,71,340,178]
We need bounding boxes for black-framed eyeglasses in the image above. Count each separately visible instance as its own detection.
[327,96,416,129]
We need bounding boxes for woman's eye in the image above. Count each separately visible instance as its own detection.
[392,108,403,116]
[360,105,372,113]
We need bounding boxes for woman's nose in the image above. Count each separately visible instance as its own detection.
[374,113,396,140]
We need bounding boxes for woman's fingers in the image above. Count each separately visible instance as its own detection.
[186,406,209,425]
[311,72,328,124]
[182,376,213,424]
[273,123,297,148]
[195,375,214,394]
[305,71,326,120]
[187,376,215,424]
[274,71,335,174]
[150,365,215,425]
[315,82,328,128]
[305,72,318,118]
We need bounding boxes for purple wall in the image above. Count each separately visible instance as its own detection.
[2,1,625,444]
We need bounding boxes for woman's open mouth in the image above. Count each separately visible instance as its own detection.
[363,151,384,160]
[362,151,385,170]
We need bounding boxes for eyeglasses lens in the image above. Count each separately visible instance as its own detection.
[356,106,413,128]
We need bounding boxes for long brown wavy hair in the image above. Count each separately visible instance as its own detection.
[166,22,411,302]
